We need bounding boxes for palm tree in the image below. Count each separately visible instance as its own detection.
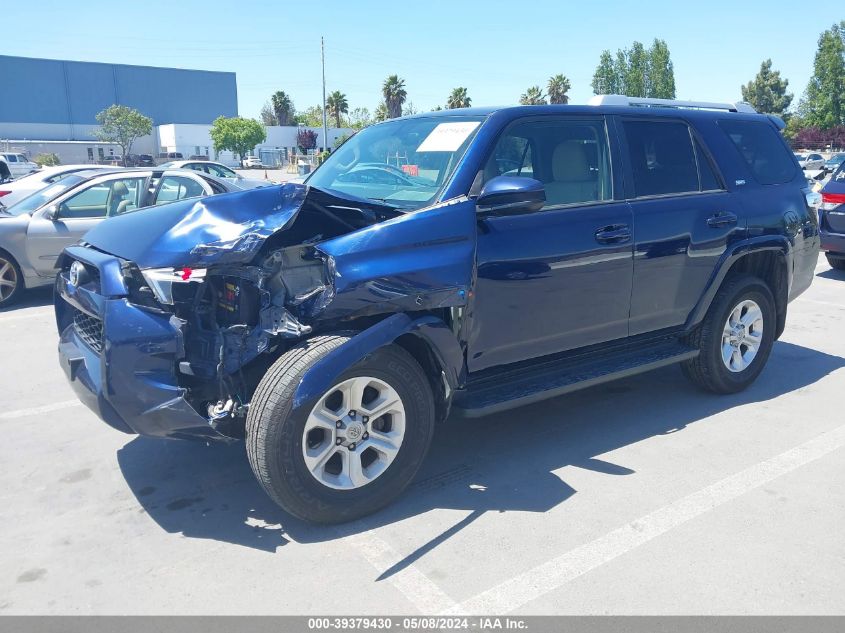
[326,90,349,128]
[547,74,572,104]
[382,75,407,119]
[271,91,294,126]
[519,86,547,106]
[446,87,472,109]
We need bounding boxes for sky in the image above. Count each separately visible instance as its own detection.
[2,0,840,120]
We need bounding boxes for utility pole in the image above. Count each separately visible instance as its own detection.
[321,36,328,152]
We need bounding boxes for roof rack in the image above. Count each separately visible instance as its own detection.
[588,94,757,114]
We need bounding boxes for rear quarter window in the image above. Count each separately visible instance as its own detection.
[718,119,796,185]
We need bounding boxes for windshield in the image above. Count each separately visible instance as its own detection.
[2,174,86,216]
[307,115,485,210]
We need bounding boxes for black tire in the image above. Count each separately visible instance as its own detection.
[0,250,24,308]
[682,274,776,394]
[826,254,845,271]
[246,335,435,523]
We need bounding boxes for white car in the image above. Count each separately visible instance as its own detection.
[0,165,116,209]
[795,153,825,171]
[159,159,272,188]
[0,153,39,179]
[242,156,262,168]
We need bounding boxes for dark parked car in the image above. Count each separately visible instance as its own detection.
[819,162,845,270]
[137,154,155,167]
[55,97,819,523]
[823,153,845,174]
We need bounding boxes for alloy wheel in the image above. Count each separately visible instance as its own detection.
[0,257,17,302]
[721,299,764,373]
[302,376,406,490]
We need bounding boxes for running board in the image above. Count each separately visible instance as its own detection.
[453,339,698,417]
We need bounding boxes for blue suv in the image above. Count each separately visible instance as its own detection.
[55,96,820,523]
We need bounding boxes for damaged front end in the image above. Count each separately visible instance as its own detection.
[55,183,475,440]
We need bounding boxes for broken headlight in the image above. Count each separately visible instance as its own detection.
[141,267,207,305]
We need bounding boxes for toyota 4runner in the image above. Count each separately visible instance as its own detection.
[55,96,820,523]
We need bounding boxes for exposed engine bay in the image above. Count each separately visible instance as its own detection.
[127,188,403,433]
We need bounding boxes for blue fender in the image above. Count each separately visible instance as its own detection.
[292,313,465,409]
[684,235,791,329]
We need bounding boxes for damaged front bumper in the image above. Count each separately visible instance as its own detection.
[55,247,233,441]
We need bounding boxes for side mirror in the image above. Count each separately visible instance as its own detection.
[476,176,545,217]
[44,204,59,220]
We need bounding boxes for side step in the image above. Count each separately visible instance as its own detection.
[452,338,698,418]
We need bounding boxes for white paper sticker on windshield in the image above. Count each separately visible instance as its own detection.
[417,121,480,152]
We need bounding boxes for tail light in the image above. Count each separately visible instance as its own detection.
[821,192,845,211]
[0,191,10,198]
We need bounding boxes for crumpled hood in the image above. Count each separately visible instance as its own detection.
[82,184,309,269]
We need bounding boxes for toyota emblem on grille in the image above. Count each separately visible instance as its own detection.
[69,261,85,286]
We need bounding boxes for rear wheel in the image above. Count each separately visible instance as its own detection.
[0,251,23,308]
[246,335,435,523]
[826,254,845,271]
[682,274,775,394]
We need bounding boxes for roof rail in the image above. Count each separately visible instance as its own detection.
[588,94,757,114]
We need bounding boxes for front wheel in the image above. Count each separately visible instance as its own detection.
[246,335,435,523]
[682,274,776,394]
[0,251,24,308]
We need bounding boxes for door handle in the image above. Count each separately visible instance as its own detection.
[594,224,632,244]
[707,212,738,228]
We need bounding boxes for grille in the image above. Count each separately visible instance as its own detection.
[73,309,104,353]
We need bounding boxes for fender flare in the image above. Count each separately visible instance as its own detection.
[292,313,465,410]
[685,235,791,330]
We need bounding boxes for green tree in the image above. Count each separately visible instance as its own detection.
[34,153,61,167]
[591,51,620,95]
[591,39,676,98]
[271,90,295,126]
[295,105,326,127]
[626,41,649,97]
[741,59,793,117]
[374,102,389,122]
[782,114,806,142]
[547,74,572,104]
[259,101,277,126]
[326,90,349,128]
[519,86,547,105]
[348,107,372,129]
[93,105,152,166]
[402,101,418,116]
[209,116,266,161]
[382,75,407,119]
[648,39,676,99]
[446,87,472,109]
[800,22,845,128]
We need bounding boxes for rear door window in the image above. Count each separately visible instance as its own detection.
[718,119,796,185]
[154,176,208,205]
[622,119,700,197]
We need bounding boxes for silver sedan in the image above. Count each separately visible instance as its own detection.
[0,168,248,307]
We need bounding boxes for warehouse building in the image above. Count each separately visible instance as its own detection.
[0,55,238,163]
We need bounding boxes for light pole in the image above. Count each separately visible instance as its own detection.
[321,36,328,152]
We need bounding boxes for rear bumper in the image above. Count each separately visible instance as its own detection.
[820,227,845,256]
[55,250,231,441]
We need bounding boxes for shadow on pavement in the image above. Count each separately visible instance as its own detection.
[117,340,845,562]
[0,285,53,312]
[816,267,845,281]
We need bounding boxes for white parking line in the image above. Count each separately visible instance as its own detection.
[0,400,82,421]
[444,422,845,615]
[338,525,458,613]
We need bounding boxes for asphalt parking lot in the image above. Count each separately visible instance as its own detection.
[1,255,843,615]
